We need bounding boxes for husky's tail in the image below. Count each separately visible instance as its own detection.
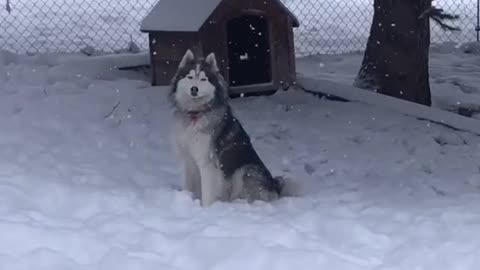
[274,176,302,197]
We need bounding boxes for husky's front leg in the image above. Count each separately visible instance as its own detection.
[183,156,201,199]
[199,162,227,207]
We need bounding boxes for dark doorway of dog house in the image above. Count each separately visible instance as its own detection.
[227,15,272,87]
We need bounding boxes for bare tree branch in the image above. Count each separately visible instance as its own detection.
[419,6,461,31]
[104,101,121,119]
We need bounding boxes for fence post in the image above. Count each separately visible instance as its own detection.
[477,0,480,42]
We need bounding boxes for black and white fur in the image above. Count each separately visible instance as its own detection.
[169,49,285,206]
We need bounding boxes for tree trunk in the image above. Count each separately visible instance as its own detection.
[354,0,432,106]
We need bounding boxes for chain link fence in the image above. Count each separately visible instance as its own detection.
[1,0,157,53]
[1,0,478,56]
[290,0,479,55]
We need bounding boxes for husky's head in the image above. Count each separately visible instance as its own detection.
[170,49,228,113]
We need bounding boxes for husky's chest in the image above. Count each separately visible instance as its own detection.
[175,121,216,164]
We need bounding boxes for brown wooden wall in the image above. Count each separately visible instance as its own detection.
[148,0,297,90]
[149,32,201,85]
[201,0,297,90]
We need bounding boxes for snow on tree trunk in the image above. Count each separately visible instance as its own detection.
[354,0,432,106]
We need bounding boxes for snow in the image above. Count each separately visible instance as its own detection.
[140,0,223,32]
[459,41,480,55]
[297,75,480,136]
[1,0,479,268]
[297,43,480,118]
[1,48,480,270]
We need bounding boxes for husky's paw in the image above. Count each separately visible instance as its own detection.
[274,176,302,197]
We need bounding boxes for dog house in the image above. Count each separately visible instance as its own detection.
[140,0,299,95]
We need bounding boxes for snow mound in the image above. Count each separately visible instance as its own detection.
[1,52,480,270]
[459,42,480,55]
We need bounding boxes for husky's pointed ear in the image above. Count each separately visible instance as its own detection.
[179,49,194,68]
[205,52,219,72]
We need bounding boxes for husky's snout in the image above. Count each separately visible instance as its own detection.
[190,86,199,96]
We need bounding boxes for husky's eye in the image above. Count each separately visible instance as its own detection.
[187,75,193,79]
[200,78,207,82]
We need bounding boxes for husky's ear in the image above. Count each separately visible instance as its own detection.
[205,52,219,72]
[178,49,194,68]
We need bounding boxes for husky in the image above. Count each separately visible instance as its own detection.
[169,49,287,206]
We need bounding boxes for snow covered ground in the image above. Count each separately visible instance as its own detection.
[1,0,477,54]
[297,42,480,117]
[1,1,479,269]
[1,49,480,269]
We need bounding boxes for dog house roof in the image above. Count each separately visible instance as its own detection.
[140,0,299,32]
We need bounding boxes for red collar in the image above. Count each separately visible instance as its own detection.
[187,111,202,124]
[186,107,213,124]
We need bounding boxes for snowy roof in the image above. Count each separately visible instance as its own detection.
[140,0,299,32]
[140,0,223,32]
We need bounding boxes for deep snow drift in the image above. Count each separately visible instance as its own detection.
[0,50,480,270]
